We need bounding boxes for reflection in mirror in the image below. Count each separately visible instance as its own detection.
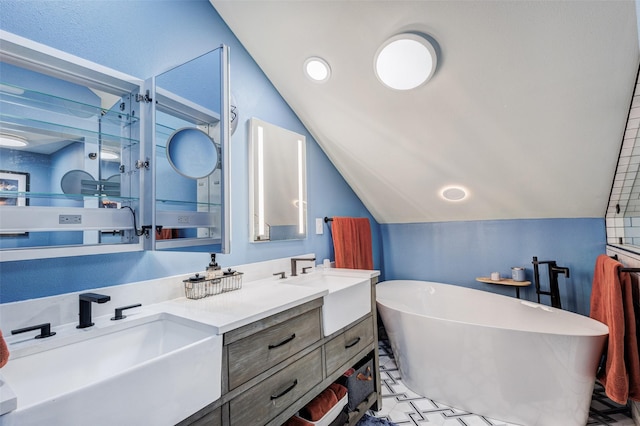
[166,127,218,179]
[607,67,640,250]
[0,58,139,252]
[151,45,229,252]
[249,118,307,242]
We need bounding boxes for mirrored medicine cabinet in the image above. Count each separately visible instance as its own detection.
[0,30,230,261]
[249,117,307,242]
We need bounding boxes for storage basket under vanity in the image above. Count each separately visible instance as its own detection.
[183,270,243,300]
[337,357,375,411]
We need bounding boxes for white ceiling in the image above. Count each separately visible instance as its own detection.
[211,0,640,224]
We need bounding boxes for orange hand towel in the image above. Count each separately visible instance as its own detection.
[283,416,314,426]
[328,382,347,401]
[589,254,640,404]
[332,217,373,270]
[299,388,338,421]
[0,329,9,368]
[156,228,178,240]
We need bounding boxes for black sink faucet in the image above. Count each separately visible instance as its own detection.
[77,293,111,329]
[290,257,316,277]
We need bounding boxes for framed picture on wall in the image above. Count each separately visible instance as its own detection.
[0,170,30,207]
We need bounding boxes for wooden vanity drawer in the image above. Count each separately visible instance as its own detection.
[325,315,374,375]
[229,348,322,426]
[227,308,321,389]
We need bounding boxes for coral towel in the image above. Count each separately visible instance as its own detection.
[0,329,9,368]
[589,254,640,404]
[299,388,338,421]
[283,416,313,426]
[332,217,373,270]
[328,382,347,401]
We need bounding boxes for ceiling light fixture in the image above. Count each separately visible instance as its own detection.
[375,33,437,90]
[304,57,331,83]
[0,134,28,148]
[0,84,25,95]
[100,150,119,160]
[440,186,468,202]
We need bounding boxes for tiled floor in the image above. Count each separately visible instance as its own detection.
[368,340,635,426]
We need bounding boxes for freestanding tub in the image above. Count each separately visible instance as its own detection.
[376,280,609,426]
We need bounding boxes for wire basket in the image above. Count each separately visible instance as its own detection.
[220,271,243,292]
[184,277,208,300]
[183,272,243,300]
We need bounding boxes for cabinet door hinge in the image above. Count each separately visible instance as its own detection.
[136,90,152,103]
[135,159,150,170]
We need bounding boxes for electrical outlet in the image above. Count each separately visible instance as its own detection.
[315,218,324,235]
[59,214,82,224]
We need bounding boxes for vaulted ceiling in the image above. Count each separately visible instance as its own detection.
[211,0,639,224]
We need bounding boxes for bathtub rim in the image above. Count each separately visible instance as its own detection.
[376,279,609,337]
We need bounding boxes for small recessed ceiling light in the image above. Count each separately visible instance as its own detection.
[375,33,437,90]
[304,57,331,83]
[0,134,28,148]
[441,186,468,202]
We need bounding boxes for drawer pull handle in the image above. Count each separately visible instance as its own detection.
[268,333,296,349]
[345,336,361,349]
[270,379,298,400]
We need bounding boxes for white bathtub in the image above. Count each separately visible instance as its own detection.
[376,280,609,426]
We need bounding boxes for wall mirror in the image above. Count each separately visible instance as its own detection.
[0,31,142,260]
[607,67,640,251]
[249,117,307,242]
[149,45,230,252]
[166,128,218,179]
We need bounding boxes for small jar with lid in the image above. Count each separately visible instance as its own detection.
[511,267,526,282]
[183,273,207,299]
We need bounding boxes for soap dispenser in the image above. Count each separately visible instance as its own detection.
[206,253,223,280]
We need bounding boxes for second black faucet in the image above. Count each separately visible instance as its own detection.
[290,257,316,277]
[77,293,111,329]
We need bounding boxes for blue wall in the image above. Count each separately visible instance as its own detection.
[381,218,606,315]
[0,0,381,302]
[0,1,607,314]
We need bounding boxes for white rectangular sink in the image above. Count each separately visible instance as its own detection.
[285,272,371,336]
[0,312,222,426]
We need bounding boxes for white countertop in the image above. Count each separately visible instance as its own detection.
[150,268,379,334]
[151,278,328,334]
[0,260,379,419]
[1,264,379,342]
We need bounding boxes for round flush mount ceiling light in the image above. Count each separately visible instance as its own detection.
[440,186,468,202]
[100,150,119,161]
[304,57,331,83]
[0,134,28,148]
[375,33,437,90]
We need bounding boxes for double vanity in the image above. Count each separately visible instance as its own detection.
[0,256,380,426]
[0,32,380,426]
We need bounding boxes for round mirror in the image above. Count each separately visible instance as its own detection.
[166,127,218,179]
[61,170,94,195]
